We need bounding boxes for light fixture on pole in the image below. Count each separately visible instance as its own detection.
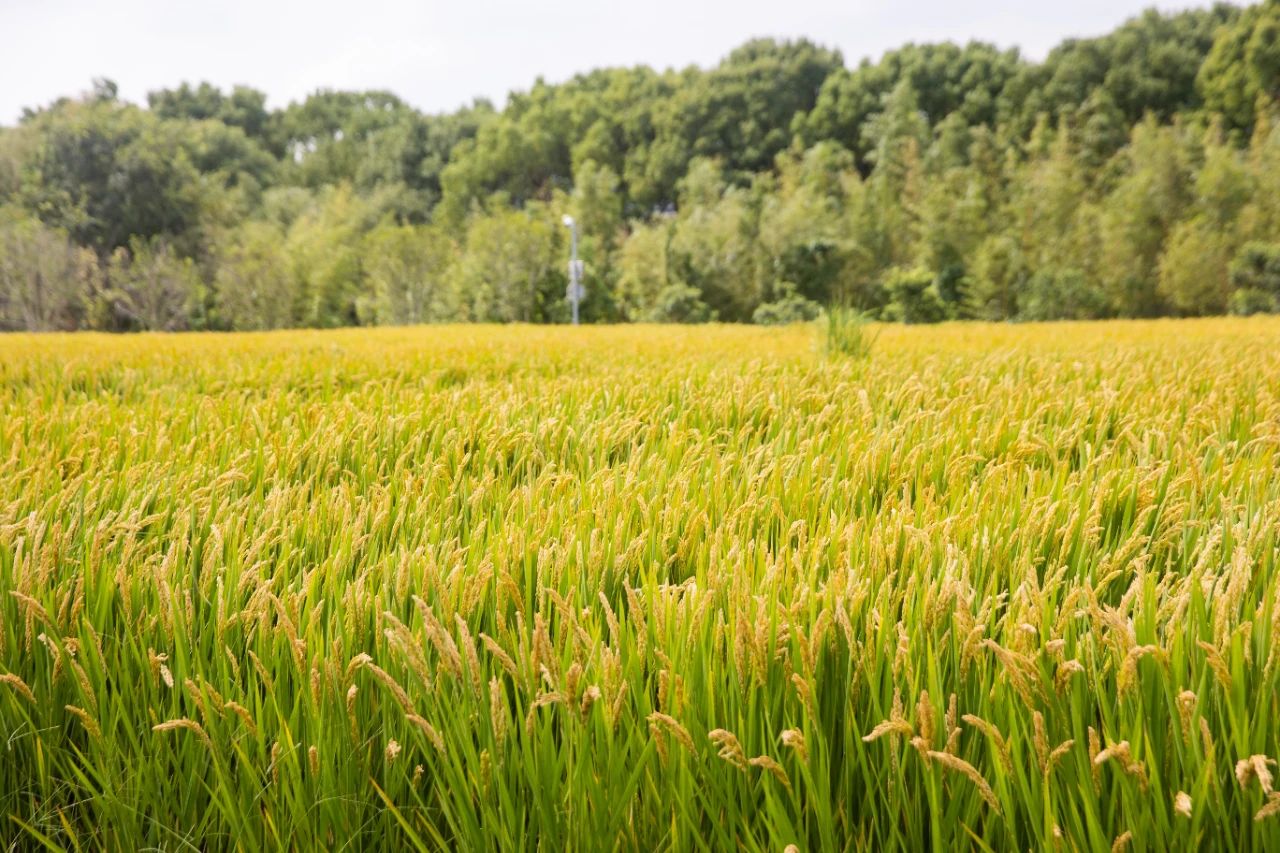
[563,214,583,325]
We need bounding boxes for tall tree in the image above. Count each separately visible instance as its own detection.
[361,223,457,325]
[213,222,297,330]
[148,83,272,146]
[796,42,1023,167]
[0,208,96,331]
[1198,0,1280,133]
[19,99,208,257]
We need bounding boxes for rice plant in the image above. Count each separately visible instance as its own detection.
[2,319,1279,850]
[823,304,877,359]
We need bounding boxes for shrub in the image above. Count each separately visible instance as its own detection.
[1229,242,1280,313]
[1019,268,1109,321]
[753,285,823,325]
[1229,287,1275,315]
[882,266,949,324]
[644,284,714,323]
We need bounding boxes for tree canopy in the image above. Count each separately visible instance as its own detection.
[4,3,1280,331]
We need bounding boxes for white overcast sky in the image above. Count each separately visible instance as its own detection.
[2,0,1225,123]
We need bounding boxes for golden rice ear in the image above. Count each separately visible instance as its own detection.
[748,755,791,791]
[926,750,1001,814]
[646,711,695,755]
[152,718,212,749]
[65,705,101,739]
[0,673,35,704]
[1257,793,1280,823]
[779,728,808,762]
[708,728,748,771]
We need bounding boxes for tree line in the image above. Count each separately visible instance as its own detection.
[3,1,1280,331]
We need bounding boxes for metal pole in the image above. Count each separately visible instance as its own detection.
[563,215,581,326]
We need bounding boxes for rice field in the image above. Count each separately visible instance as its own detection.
[2,319,1280,850]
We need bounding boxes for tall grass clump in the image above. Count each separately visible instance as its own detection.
[823,303,877,359]
[2,318,1280,850]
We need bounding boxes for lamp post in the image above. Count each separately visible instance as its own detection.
[563,214,583,325]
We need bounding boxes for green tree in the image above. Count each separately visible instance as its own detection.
[0,207,97,330]
[1020,268,1108,320]
[797,42,1022,166]
[8,17,1280,331]
[849,81,930,285]
[645,284,714,323]
[661,39,843,178]
[752,284,822,325]
[0,127,31,204]
[668,162,765,321]
[569,160,625,320]
[615,218,673,321]
[453,205,561,322]
[757,143,859,305]
[1198,1,1280,132]
[1241,109,1280,238]
[1158,219,1234,315]
[1002,5,1239,135]
[101,238,201,330]
[1097,118,1196,316]
[882,266,948,323]
[284,185,378,327]
[213,222,297,330]
[968,235,1027,320]
[19,98,209,257]
[1228,241,1280,313]
[354,103,493,221]
[361,223,457,325]
[148,83,273,146]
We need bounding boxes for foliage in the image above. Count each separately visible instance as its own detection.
[213,221,297,330]
[613,218,672,321]
[669,39,844,177]
[882,266,949,324]
[1228,241,1280,312]
[17,99,210,256]
[1,4,1280,331]
[148,82,272,144]
[0,207,95,330]
[796,41,1023,167]
[100,238,203,331]
[1158,220,1235,316]
[1003,5,1239,135]
[360,223,457,325]
[1198,1,1280,133]
[1020,267,1109,321]
[644,283,714,323]
[453,205,561,322]
[751,286,823,325]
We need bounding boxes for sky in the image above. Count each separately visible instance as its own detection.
[1,0,1223,124]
